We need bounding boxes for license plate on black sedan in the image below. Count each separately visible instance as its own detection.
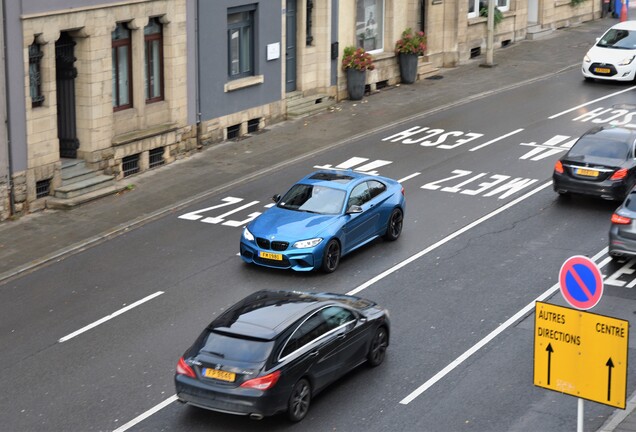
[203,368,236,382]
[594,67,611,74]
[576,168,599,177]
[259,251,283,261]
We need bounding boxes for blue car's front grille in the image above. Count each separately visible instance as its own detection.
[272,241,289,251]
[256,238,289,251]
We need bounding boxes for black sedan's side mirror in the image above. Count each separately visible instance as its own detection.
[272,194,281,203]
[347,205,363,214]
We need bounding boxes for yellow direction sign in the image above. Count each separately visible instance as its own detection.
[533,301,629,409]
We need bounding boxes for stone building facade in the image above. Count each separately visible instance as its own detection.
[5,0,190,216]
[0,0,599,220]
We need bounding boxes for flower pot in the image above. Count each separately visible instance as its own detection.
[346,69,366,101]
[399,53,419,84]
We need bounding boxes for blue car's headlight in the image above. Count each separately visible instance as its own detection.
[243,227,255,242]
[293,238,323,249]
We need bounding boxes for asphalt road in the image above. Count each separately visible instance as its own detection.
[3,64,636,431]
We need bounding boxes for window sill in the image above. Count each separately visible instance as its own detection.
[224,75,264,92]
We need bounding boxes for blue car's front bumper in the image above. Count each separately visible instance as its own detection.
[240,239,324,271]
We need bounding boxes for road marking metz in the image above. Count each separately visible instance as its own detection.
[422,169,538,199]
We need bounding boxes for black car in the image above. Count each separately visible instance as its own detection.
[175,290,390,422]
[552,126,636,200]
[609,188,636,260]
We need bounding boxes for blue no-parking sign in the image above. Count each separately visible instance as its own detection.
[559,255,603,310]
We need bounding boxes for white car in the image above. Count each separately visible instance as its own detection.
[582,20,636,82]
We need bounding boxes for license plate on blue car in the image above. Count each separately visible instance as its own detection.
[259,251,283,260]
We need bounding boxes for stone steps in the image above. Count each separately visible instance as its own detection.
[526,24,554,40]
[46,160,127,209]
[286,93,336,119]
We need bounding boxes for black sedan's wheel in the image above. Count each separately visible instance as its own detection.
[321,239,340,273]
[367,326,388,367]
[383,208,403,241]
[287,378,311,422]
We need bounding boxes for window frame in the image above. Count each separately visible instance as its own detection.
[29,39,45,108]
[227,5,256,80]
[355,0,385,53]
[112,22,133,112]
[144,17,164,103]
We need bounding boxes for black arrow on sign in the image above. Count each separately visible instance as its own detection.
[607,358,614,401]
[546,343,554,385]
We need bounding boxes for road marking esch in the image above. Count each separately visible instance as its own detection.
[548,86,636,119]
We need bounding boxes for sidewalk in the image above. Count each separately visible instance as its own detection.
[1,17,634,432]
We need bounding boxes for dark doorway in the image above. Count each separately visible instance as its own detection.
[55,32,79,158]
[285,0,297,93]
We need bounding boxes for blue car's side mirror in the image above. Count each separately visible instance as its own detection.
[272,194,281,203]
[347,205,363,214]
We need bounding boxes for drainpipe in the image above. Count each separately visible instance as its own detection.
[195,0,201,149]
[1,0,15,217]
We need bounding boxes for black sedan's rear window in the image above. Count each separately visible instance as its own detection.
[568,137,630,160]
[203,331,274,362]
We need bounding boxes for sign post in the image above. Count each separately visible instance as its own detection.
[534,255,628,432]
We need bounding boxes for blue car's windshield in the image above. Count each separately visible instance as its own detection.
[278,184,345,215]
[597,29,636,49]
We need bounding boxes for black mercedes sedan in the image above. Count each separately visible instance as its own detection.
[552,126,636,200]
[175,290,390,422]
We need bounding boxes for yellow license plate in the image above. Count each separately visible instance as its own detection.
[576,168,599,177]
[204,368,236,382]
[259,251,283,260]
[594,67,611,74]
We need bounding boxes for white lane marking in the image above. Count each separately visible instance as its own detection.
[58,291,164,343]
[112,395,178,432]
[346,180,553,297]
[399,247,609,405]
[548,86,636,119]
[398,172,421,183]
[469,128,524,152]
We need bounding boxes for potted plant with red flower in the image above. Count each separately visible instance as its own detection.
[395,28,427,84]
[341,46,375,100]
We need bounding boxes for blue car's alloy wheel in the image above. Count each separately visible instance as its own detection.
[321,239,341,273]
[384,208,403,241]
